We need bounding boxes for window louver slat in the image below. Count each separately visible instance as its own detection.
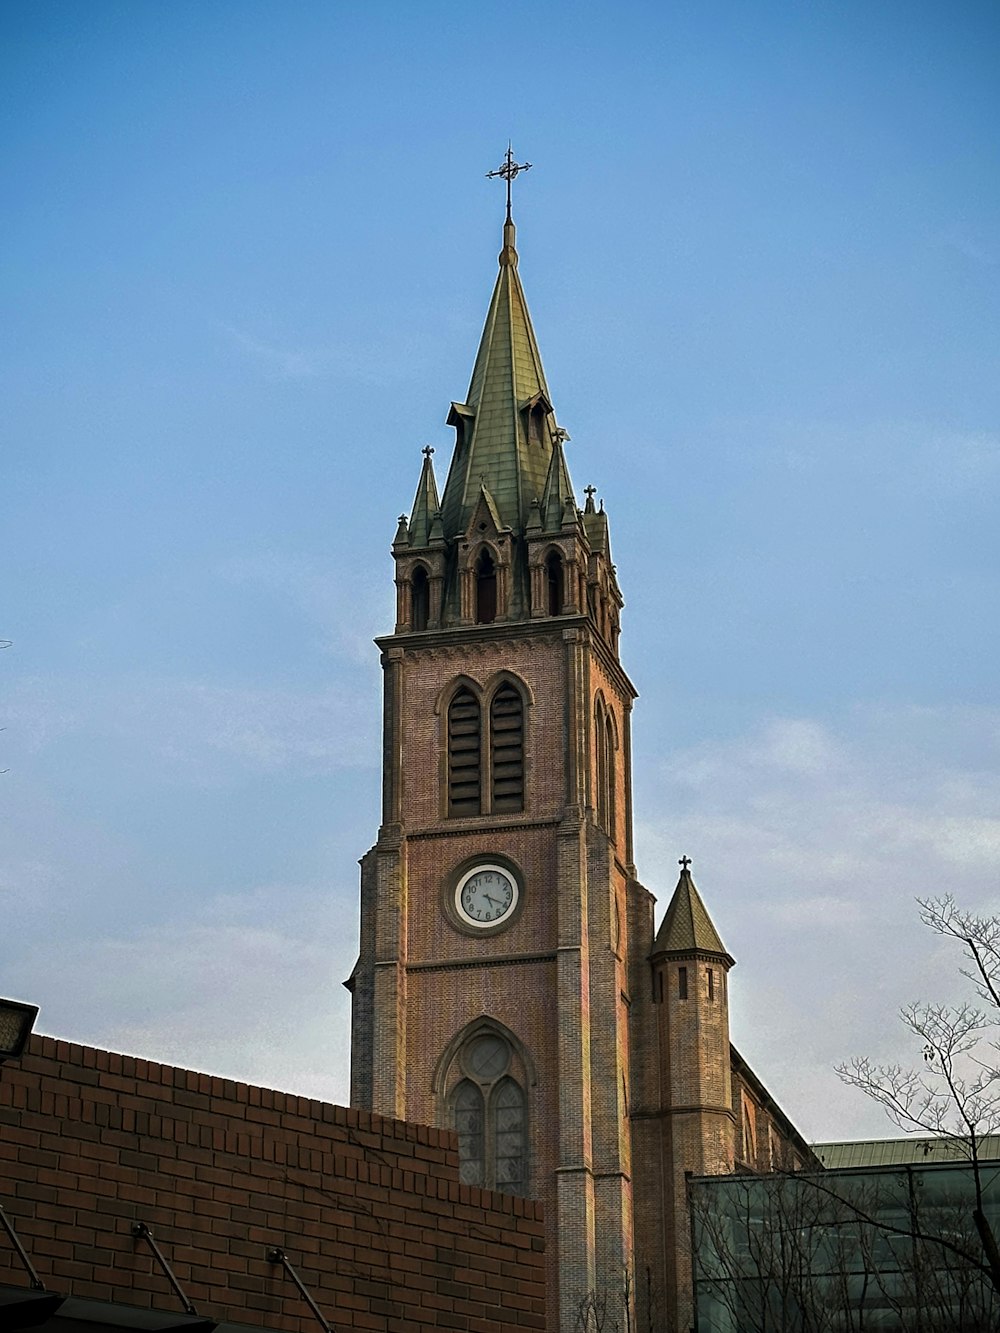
[448,688,482,816]
[490,685,523,813]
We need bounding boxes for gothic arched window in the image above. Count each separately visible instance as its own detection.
[451,1034,527,1195]
[604,712,616,841]
[475,549,497,625]
[454,1080,485,1185]
[595,697,609,831]
[411,565,429,632]
[490,683,524,813]
[545,551,564,617]
[448,687,482,817]
[493,1078,526,1193]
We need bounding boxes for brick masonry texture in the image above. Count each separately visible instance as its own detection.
[0,1036,548,1332]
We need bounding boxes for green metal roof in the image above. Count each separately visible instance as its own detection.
[439,218,560,539]
[652,865,734,963]
[815,1135,1000,1168]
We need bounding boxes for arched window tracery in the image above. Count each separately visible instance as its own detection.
[448,1033,527,1195]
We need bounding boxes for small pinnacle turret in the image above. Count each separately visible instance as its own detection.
[407,447,442,549]
[653,859,735,966]
[539,434,577,532]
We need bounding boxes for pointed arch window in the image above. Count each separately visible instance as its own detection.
[595,698,609,831]
[454,1080,485,1185]
[450,1035,527,1195]
[594,698,616,837]
[604,712,616,841]
[493,1078,526,1193]
[448,687,482,817]
[490,683,524,813]
[475,549,497,624]
[411,565,429,632]
[545,551,564,617]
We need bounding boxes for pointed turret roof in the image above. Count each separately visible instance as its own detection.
[539,434,576,532]
[652,861,735,966]
[407,447,442,548]
[440,216,559,539]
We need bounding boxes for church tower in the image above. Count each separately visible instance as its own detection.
[348,162,646,1328]
[347,160,817,1333]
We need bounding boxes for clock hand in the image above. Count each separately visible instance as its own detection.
[483,893,501,908]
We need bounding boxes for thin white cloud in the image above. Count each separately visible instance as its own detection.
[214,320,384,383]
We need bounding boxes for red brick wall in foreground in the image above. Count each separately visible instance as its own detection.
[0,1035,547,1331]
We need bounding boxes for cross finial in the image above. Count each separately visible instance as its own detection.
[679,855,692,872]
[584,484,597,500]
[422,445,434,459]
[486,143,532,223]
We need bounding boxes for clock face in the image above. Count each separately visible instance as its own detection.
[455,864,518,928]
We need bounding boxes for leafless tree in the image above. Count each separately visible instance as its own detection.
[836,895,1000,1294]
[573,1267,635,1333]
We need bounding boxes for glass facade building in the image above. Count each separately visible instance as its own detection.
[691,1159,1000,1332]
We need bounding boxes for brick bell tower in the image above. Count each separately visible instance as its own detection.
[347,159,654,1329]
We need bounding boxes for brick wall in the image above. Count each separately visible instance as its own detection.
[0,1035,547,1331]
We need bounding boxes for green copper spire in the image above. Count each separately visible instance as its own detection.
[653,858,735,965]
[440,212,559,539]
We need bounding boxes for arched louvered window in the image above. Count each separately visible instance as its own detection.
[490,683,524,813]
[493,1078,526,1194]
[411,565,429,632]
[545,551,564,617]
[476,549,497,624]
[454,1080,485,1186]
[448,688,482,817]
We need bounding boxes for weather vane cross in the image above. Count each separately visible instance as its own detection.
[486,143,532,222]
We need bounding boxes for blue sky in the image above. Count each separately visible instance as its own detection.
[2,0,998,1140]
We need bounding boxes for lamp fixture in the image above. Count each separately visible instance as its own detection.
[0,998,38,1064]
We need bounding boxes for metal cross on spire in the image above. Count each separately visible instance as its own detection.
[486,143,532,222]
[679,855,692,871]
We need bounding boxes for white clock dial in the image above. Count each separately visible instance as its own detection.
[455,865,518,927]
